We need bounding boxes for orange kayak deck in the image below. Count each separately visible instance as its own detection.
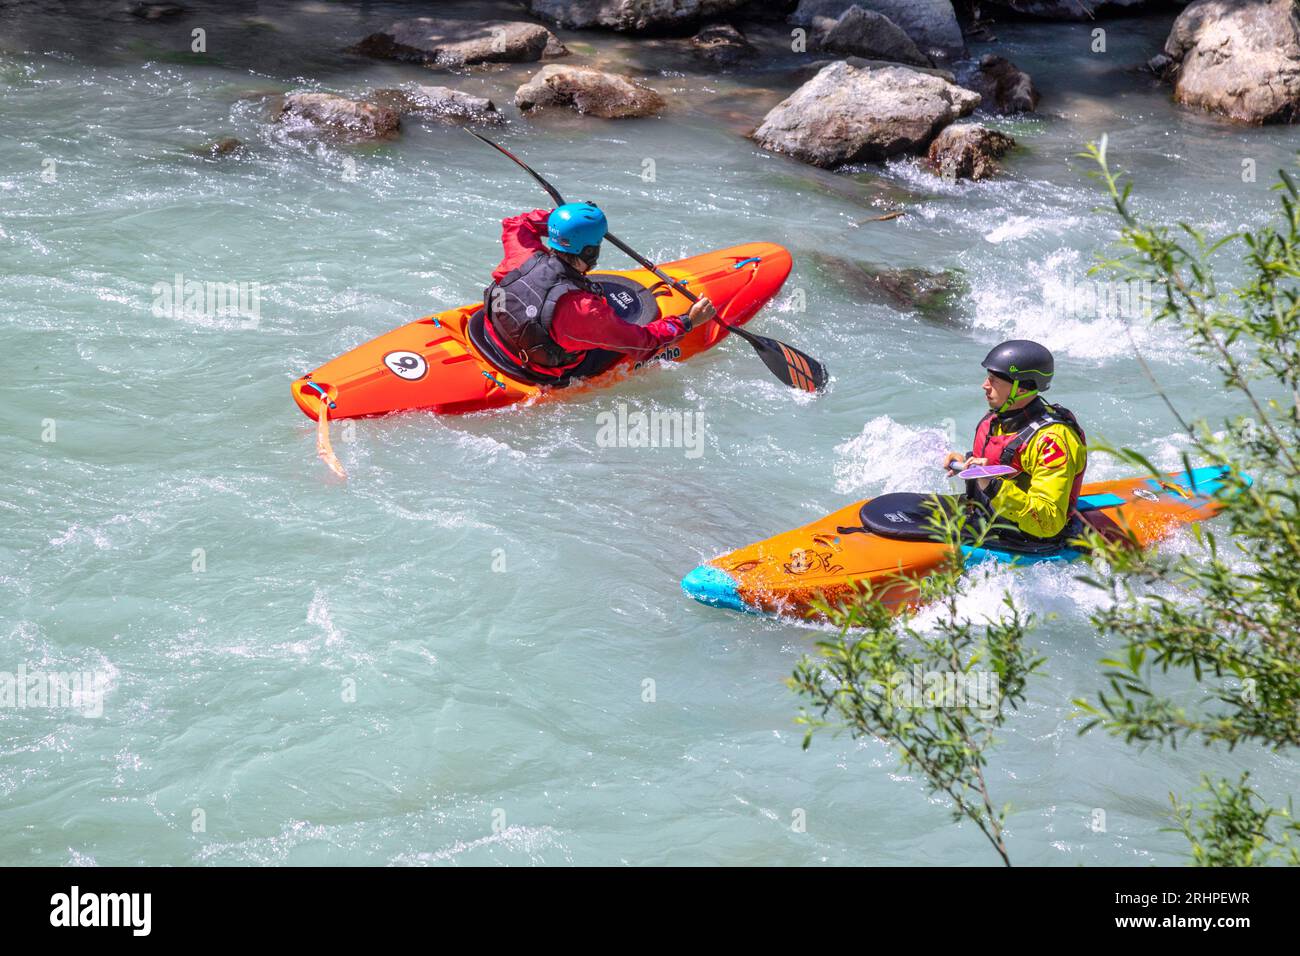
[682,466,1245,620]
[292,242,792,420]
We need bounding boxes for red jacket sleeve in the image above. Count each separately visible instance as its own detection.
[492,208,550,281]
[548,292,686,364]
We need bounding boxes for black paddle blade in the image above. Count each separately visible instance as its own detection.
[745,331,829,392]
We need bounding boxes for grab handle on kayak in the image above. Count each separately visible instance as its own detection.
[732,257,761,269]
[302,380,336,410]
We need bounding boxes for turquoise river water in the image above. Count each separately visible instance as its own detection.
[1,1,1296,865]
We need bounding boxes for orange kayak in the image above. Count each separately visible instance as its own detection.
[681,466,1244,620]
[291,243,792,420]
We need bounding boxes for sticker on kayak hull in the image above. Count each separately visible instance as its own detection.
[1133,488,1159,502]
[383,351,428,381]
[633,346,682,370]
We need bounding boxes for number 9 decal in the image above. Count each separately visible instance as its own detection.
[383,350,428,381]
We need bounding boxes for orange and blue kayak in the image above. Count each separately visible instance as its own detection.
[681,466,1245,620]
[291,243,791,420]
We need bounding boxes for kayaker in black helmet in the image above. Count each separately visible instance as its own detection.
[943,339,1088,541]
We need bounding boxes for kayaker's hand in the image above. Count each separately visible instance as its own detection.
[943,451,965,473]
[963,456,988,470]
[687,296,716,328]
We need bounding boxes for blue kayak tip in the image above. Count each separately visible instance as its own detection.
[681,564,748,613]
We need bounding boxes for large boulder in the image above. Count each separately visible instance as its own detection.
[815,6,931,66]
[525,0,749,31]
[353,18,567,67]
[791,0,965,60]
[926,123,1015,181]
[279,93,400,140]
[752,60,980,167]
[1160,0,1300,124]
[965,55,1039,114]
[515,65,665,118]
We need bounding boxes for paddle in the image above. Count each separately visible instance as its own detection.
[464,129,830,393]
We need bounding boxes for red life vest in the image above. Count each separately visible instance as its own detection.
[972,398,1088,510]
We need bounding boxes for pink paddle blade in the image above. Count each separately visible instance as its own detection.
[956,464,1019,480]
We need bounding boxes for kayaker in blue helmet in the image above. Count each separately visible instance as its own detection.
[484,201,715,378]
[943,339,1088,541]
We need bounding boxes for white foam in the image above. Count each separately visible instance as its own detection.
[833,416,954,496]
[967,248,1162,362]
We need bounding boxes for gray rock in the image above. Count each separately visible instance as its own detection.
[515,65,665,119]
[790,0,965,60]
[525,0,750,31]
[815,6,931,67]
[926,122,1015,181]
[752,60,980,167]
[353,18,567,68]
[279,93,401,140]
[966,54,1038,114]
[1161,0,1300,124]
[692,22,756,64]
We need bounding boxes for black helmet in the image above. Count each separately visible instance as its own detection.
[982,339,1054,393]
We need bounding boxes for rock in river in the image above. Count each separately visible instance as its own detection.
[752,60,980,167]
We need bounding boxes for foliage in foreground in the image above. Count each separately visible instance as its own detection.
[1074,137,1300,864]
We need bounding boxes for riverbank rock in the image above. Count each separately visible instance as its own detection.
[526,0,749,31]
[1160,0,1300,124]
[279,93,400,140]
[353,18,567,67]
[926,123,1015,181]
[515,65,664,118]
[752,60,980,167]
[691,22,756,64]
[372,86,503,124]
[791,0,965,61]
[814,6,932,66]
[965,54,1038,114]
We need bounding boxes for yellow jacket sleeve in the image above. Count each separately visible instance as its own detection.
[989,423,1087,538]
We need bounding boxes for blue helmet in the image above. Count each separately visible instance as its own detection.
[545,202,607,264]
